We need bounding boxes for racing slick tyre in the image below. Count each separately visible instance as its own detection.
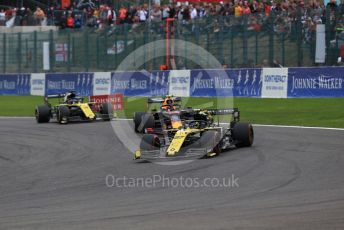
[199,130,221,155]
[100,103,113,121]
[140,134,160,151]
[35,105,51,123]
[136,114,155,133]
[57,106,70,124]
[232,122,254,147]
[133,112,145,132]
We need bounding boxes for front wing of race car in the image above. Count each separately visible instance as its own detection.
[134,148,213,162]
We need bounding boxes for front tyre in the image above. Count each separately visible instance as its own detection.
[57,106,70,124]
[100,103,113,121]
[140,134,160,151]
[35,105,51,123]
[133,112,145,132]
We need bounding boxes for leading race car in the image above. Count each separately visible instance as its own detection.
[134,102,254,162]
[133,96,214,133]
[35,91,113,124]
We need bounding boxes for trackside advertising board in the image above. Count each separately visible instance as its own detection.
[111,71,169,96]
[229,68,262,97]
[190,69,232,97]
[89,94,124,110]
[288,67,344,97]
[45,73,93,96]
[1,67,344,98]
[0,74,30,95]
[30,73,45,96]
[261,68,288,98]
[93,72,111,95]
[169,70,190,97]
[190,69,262,97]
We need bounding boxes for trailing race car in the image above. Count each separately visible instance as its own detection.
[134,105,254,162]
[35,91,113,124]
[133,96,214,133]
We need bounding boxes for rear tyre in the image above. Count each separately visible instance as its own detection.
[100,103,113,121]
[133,112,145,132]
[232,122,254,147]
[57,106,70,124]
[35,105,51,123]
[140,134,160,151]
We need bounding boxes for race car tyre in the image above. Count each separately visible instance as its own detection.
[140,134,160,151]
[136,114,155,133]
[133,112,145,132]
[199,130,221,155]
[232,122,254,147]
[57,106,70,124]
[100,103,113,121]
[35,105,51,123]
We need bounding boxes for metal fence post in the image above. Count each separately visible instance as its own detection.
[230,28,234,67]
[281,33,285,66]
[17,33,22,73]
[268,14,274,66]
[33,31,37,73]
[143,25,147,70]
[255,32,258,66]
[84,30,89,72]
[104,34,108,71]
[49,30,54,72]
[296,7,303,66]
[67,30,71,72]
[25,38,29,68]
[243,15,248,66]
[206,30,210,67]
[114,33,117,70]
[3,34,6,73]
[219,17,224,65]
[184,34,188,69]
[96,34,100,69]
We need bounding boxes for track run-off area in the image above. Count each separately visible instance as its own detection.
[0,118,344,230]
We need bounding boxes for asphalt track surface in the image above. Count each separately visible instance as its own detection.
[1,118,344,230]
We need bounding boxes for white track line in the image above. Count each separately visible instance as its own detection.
[1,117,344,131]
[112,118,344,131]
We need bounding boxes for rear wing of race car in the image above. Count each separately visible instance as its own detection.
[202,108,240,122]
[147,96,182,104]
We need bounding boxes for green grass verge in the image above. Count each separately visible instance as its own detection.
[1,96,344,128]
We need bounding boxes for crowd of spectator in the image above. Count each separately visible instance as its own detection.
[1,0,343,44]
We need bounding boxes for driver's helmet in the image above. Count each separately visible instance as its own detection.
[161,96,175,111]
[64,92,76,104]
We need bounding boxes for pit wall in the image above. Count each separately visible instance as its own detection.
[1,67,343,98]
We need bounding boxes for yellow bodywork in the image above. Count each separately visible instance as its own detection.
[167,128,199,156]
[63,103,96,119]
[78,103,96,119]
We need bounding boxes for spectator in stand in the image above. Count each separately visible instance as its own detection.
[243,3,252,15]
[66,14,75,28]
[74,14,82,28]
[119,6,127,24]
[34,7,45,25]
[162,5,170,20]
[138,6,148,23]
[0,9,6,26]
[234,1,243,17]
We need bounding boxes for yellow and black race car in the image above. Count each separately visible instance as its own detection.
[35,91,113,124]
[133,96,214,133]
[134,106,254,162]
